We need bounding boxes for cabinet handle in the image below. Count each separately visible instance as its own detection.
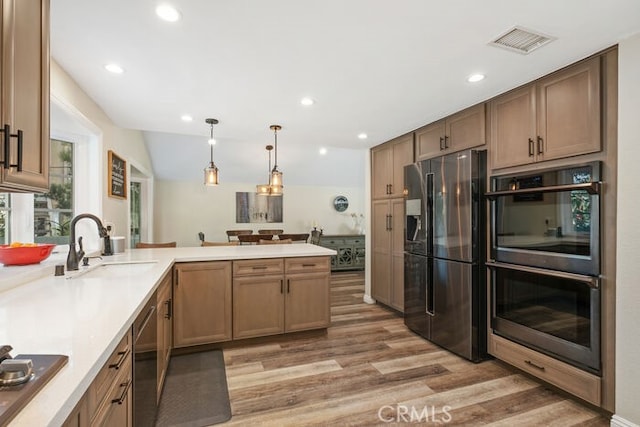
[280,279,284,294]
[111,379,132,405]
[0,125,24,171]
[287,279,290,293]
[164,299,172,319]
[388,214,393,231]
[388,184,392,194]
[524,359,545,371]
[108,349,130,370]
[537,136,544,154]
[439,136,444,150]
[252,266,268,270]
[528,138,534,156]
[444,135,449,149]
[302,263,316,267]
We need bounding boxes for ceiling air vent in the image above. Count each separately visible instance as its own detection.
[489,26,555,54]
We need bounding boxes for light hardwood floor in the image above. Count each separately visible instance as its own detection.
[221,272,609,426]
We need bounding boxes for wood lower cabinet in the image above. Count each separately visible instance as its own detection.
[371,134,414,199]
[173,261,232,347]
[490,56,601,169]
[317,234,365,271]
[156,272,172,399]
[0,0,50,192]
[233,257,330,339]
[372,198,405,311]
[490,333,601,407]
[415,103,486,160]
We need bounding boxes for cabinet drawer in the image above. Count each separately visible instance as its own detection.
[490,334,601,406]
[320,238,345,245]
[91,356,132,426]
[233,258,284,277]
[285,256,330,274]
[88,332,132,419]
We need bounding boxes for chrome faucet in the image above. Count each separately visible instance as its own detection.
[66,213,109,271]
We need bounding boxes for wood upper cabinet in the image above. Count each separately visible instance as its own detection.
[173,261,232,347]
[233,257,330,339]
[0,0,50,192]
[371,198,405,312]
[371,134,413,199]
[415,103,486,161]
[490,56,601,169]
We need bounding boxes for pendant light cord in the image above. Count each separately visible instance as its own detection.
[272,127,278,171]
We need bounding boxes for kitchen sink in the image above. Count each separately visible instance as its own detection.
[66,261,158,280]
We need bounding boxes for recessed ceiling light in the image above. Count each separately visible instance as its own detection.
[357,133,368,140]
[300,97,315,106]
[319,147,327,155]
[156,4,181,22]
[104,63,124,74]
[467,73,485,83]
[181,115,193,122]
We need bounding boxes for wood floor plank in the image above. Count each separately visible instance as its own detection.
[485,399,607,427]
[226,359,342,391]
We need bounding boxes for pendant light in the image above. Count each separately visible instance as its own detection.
[269,124,283,195]
[204,118,219,186]
[256,145,273,195]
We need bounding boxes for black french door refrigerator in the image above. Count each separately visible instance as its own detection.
[404,149,487,362]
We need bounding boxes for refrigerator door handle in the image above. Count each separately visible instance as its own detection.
[426,172,434,255]
[426,257,435,316]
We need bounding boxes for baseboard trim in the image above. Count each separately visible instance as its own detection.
[363,294,375,304]
[611,414,640,427]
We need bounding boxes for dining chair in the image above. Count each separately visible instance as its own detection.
[201,241,240,246]
[258,238,292,245]
[226,229,253,242]
[257,229,284,235]
[135,241,177,248]
[237,234,274,244]
[277,233,309,243]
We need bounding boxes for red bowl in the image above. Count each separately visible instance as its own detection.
[0,244,56,266]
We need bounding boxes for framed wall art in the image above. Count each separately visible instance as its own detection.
[108,150,127,199]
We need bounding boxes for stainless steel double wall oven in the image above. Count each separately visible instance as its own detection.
[486,161,602,374]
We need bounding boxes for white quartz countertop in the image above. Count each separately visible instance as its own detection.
[0,244,335,426]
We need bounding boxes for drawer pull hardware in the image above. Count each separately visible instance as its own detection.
[111,379,132,405]
[109,349,130,370]
[301,263,316,267]
[524,359,545,371]
[252,266,268,270]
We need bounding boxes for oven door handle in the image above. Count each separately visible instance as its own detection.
[486,261,599,289]
[485,182,601,200]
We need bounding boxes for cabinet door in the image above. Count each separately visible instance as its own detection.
[156,273,171,399]
[391,134,414,197]
[415,120,445,161]
[447,103,486,153]
[173,262,232,347]
[0,0,49,191]
[390,198,405,312]
[490,86,536,169]
[285,271,330,332]
[371,200,391,304]
[91,358,132,427]
[537,56,601,161]
[371,144,393,199]
[233,275,284,339]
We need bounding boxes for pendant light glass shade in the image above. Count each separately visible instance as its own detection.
[204,118,219,186]
[256,144,273,195]
[269,124,283,195]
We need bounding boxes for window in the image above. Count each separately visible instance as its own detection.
[34,139,74,244]
[0,194,10,244]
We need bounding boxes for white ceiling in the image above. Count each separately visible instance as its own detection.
[50,0,640,183]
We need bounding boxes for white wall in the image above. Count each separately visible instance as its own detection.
[154,181,365,246]
[50,60,153,248]
[615,32,640,426]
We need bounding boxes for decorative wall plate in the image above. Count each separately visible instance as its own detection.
[333,195,349,212]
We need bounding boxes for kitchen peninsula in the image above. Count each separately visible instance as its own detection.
[0,244,335,426]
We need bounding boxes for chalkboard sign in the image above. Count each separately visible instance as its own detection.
[108,150,127,199]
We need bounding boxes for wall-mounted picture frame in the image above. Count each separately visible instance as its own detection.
[108,150,127,199]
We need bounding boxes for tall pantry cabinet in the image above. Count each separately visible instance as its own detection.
[0,0,50,192]
[370,133,413,312]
